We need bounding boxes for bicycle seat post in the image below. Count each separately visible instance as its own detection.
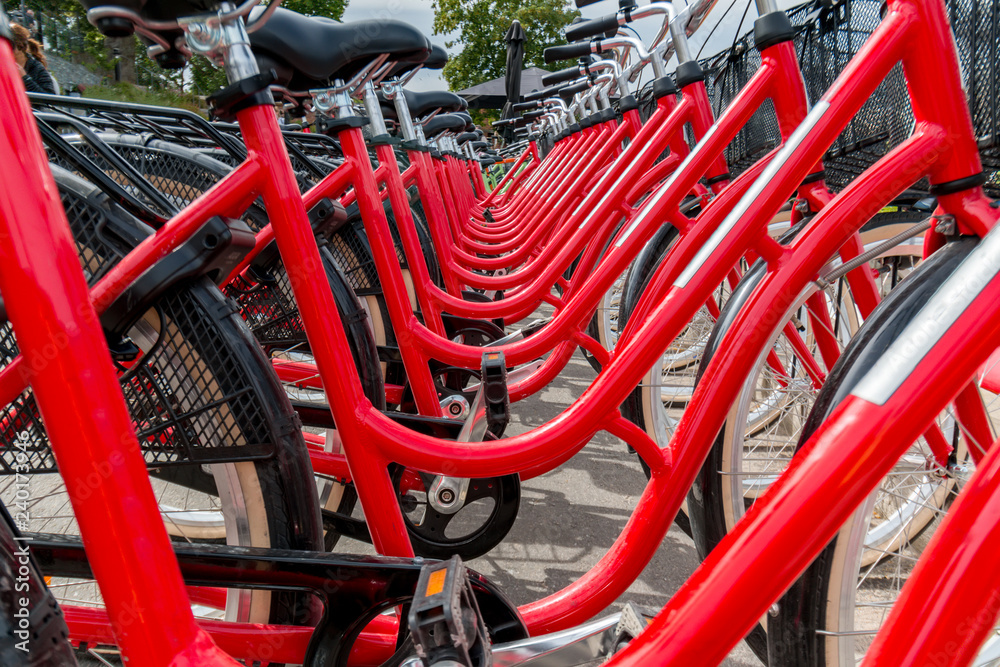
[362,80,389,138]
[383,81,420,143]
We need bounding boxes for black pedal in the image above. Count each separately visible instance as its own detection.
[481,351,510,438]
[408,556,491,667]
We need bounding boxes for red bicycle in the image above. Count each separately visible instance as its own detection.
[2,0,998,664]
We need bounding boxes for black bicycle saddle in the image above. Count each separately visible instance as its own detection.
[380,89,465,121]
[384,43,448,79]
[422,113,468,139]
[249,8,431,89]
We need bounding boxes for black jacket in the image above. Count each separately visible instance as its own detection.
[22,56,56,94]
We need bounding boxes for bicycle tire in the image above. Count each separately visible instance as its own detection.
[619,220,717,463]
[686,210,928,663]
[767,235,997,667]
[0,503,76,666]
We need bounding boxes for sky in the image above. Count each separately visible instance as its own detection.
[342,0,806,92]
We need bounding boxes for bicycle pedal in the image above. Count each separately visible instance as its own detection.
[481,351,510,438]
[408,555,491,667]
[608,602,660,656]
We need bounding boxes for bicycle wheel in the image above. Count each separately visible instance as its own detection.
[0,167,322,646]
[78,134,381,554]
[407,185,444,289]
[0,503,76,666]
[582,221,632,373]
[768,235,1000,667]
[688,210,928,662]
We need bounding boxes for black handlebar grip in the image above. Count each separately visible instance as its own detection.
[560,79,591,96]
[524,84,560,102]
[524,109,545,121]
[565,14,619,42]
[512,101,539,112]
[574,0,603,7]
[544,41,593,64]
[541,65,582,87]
[491,118,516,127]
[515,127,530,136]
[513,116,530,128]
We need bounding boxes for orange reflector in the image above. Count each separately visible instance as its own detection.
[426,568,447,597]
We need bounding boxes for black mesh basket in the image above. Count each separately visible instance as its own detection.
[0,170,275,474]
[701,0,999,196]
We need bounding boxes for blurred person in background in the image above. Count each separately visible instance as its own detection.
[12,23,56,94]
[26,9,43,41]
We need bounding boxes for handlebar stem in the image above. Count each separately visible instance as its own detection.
[756,0,779,15]
[596,35,667,79]
[669,15,694,63]
[590,72,615,108]
[586,59,630,98]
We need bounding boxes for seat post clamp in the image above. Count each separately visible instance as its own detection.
[208,70,278,122]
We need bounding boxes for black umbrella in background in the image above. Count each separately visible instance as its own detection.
[500,20,526,143]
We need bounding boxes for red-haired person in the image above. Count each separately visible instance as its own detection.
[12,23,56,94]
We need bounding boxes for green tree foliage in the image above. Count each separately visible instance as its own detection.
[432,0,578,92]
[282,0,348,19]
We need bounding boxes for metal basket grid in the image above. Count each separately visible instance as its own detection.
[0,184,272,474]
[703,0,998,195]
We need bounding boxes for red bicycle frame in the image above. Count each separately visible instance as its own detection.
[262,75,728,416]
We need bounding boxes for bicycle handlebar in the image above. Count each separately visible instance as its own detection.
[565,14,620,42]
[559,79,591,97]
[512,101,539,112]
[524,84,562,101]
[541,65,583,87]
[544,42,593,63]
[679,0,723,37]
